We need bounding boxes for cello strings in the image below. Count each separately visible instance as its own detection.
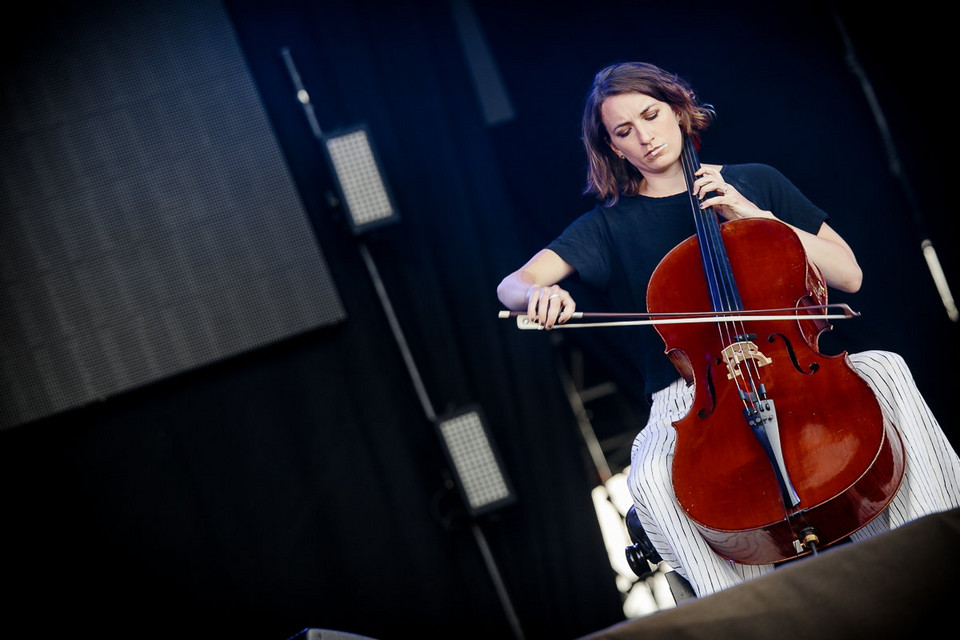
[683,140,725,312]
[682,137,762,412]
[683,143,797,526]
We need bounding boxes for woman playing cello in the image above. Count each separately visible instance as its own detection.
[497,61,960,597]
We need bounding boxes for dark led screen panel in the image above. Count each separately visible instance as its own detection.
[0,0,346,429]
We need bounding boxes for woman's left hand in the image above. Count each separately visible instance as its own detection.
[694,166,773,222]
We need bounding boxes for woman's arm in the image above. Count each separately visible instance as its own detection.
[788,221,862,293]
[497,249,577,328]
[695,167,863,293]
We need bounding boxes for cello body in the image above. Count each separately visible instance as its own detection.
[647,217,905,564]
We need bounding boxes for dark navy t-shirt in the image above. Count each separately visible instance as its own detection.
[547,163,829,396]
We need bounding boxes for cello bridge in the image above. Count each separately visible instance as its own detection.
[721,341,772,380]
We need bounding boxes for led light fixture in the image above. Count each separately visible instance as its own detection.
[436,407,515,517]
[321,124,399,235]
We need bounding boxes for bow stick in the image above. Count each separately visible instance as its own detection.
[498,303,859,330]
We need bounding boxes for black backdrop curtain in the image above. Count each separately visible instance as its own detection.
[2,2,958,640]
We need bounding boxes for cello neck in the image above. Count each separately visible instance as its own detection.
[681,136,743,313]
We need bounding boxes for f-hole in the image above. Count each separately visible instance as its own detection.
[769,333,819,375]
[697,358,720,419]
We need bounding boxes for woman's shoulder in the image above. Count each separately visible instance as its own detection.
[721,162,786,181]
[722,162,780,175]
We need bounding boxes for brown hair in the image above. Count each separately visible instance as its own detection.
[581,62,714,204]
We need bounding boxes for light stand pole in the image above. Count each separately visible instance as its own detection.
[832,9,957,322]
[281,46,526,640]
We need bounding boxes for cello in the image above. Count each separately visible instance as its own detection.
[644,135,906,564]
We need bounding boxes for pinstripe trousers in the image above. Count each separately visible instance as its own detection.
[627,350,960,598]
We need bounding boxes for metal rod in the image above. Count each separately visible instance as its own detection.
[280,46,324,139]
[471,522,527,640]
[358,241,436,421]
[554,351,613,484]
[831,7,957,321]
[283,51,526,632]
[361,243,527,637]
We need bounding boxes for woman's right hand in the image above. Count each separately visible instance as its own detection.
[526,284,576,329]
[497,248,577,328]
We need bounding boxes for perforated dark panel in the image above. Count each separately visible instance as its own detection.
[0,0,345,428]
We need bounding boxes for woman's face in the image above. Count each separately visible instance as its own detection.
[601,92,683,177]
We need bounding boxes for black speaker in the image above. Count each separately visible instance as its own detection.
[286,629,377,640]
